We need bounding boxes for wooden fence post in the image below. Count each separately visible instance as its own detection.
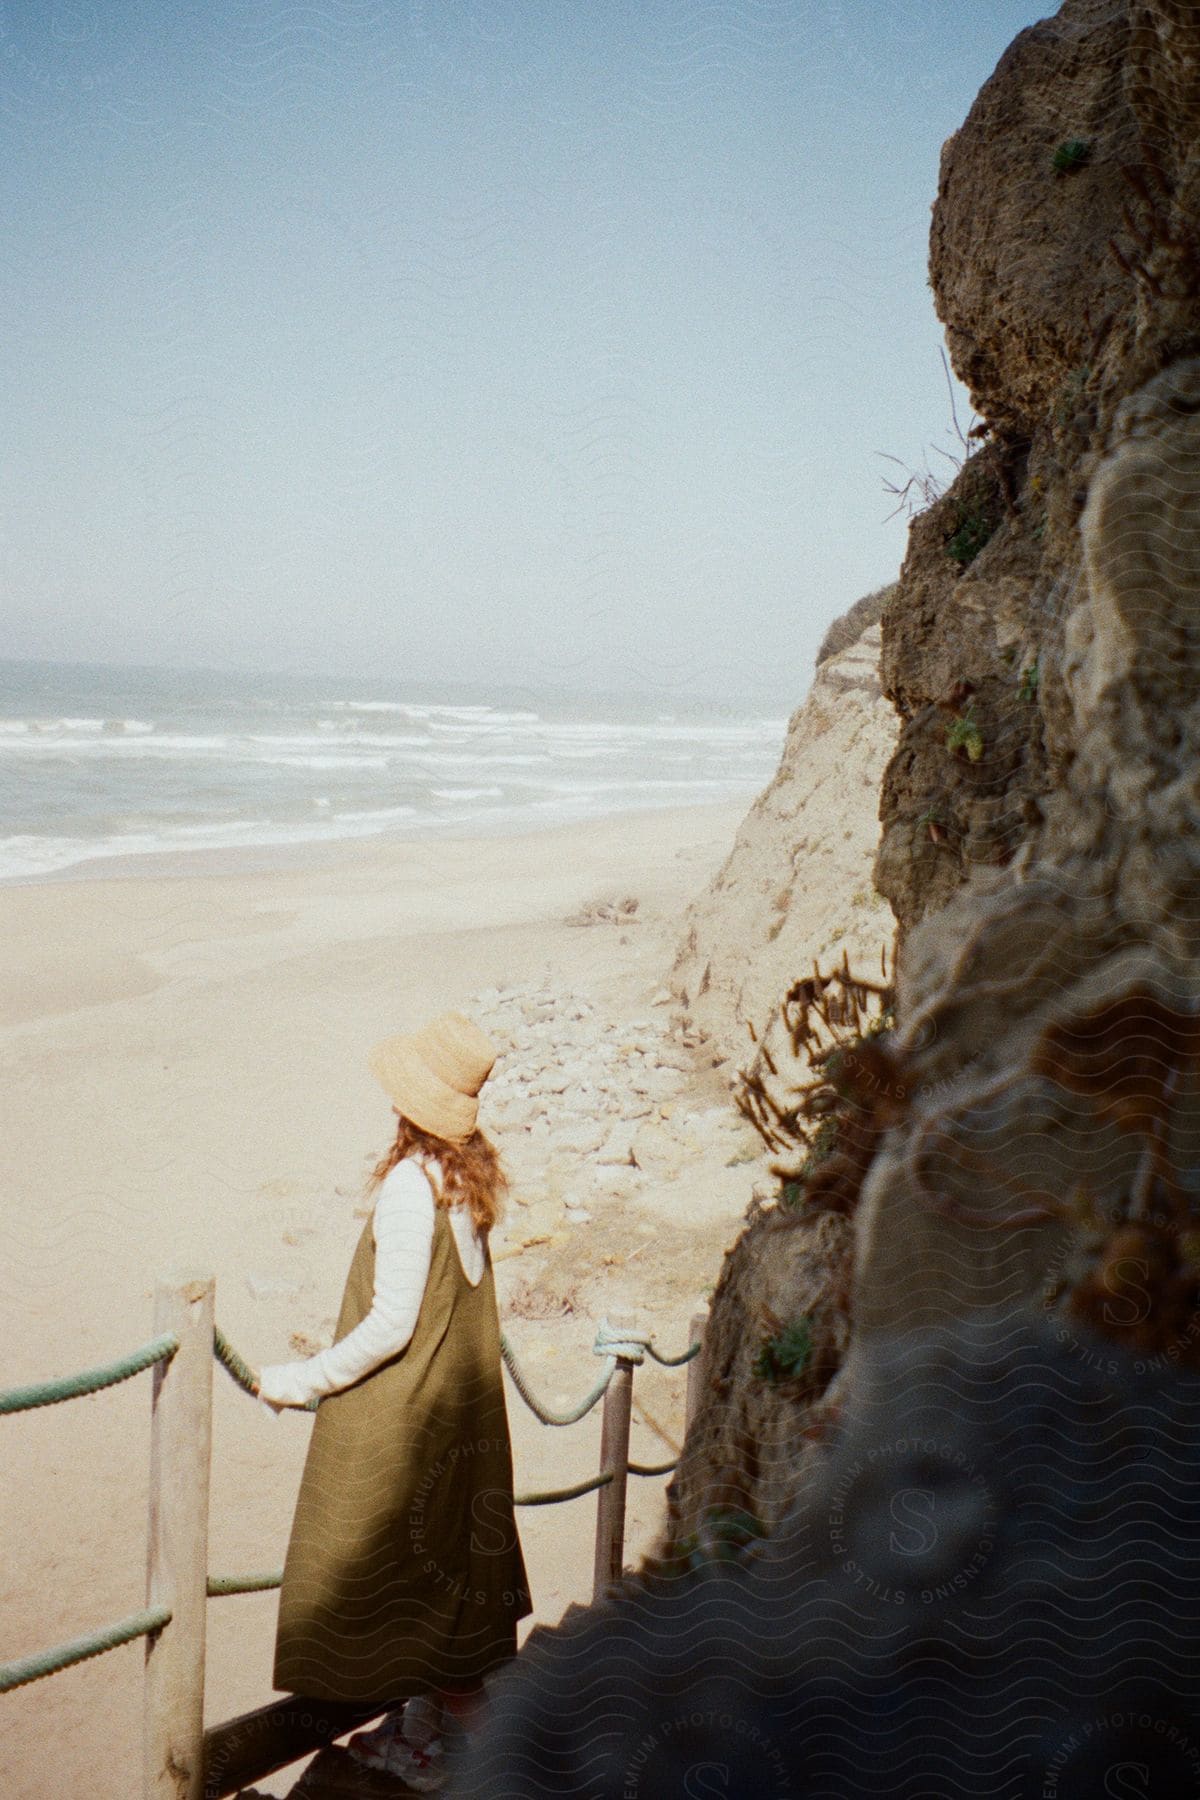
[593,1334,636,1602]
[144,1273,215,1800]
[684,1303,709,1435]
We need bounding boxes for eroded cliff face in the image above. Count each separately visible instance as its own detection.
[668,595,898,1071]
[667,0,1200,1545]
[662,602,897,1541]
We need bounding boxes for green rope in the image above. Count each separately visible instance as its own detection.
[213,1325,258,1395]
[0,1605,171,1693]
[201,1455,675,1559]
[213,1323,697,1425]
[207,1571,283,1596]
[643,1338,701,1368]
[499,1333,616,1426]
[513,1453,678,1506]
[205,1470,675,1572]
[515,1470,613,1506]
[213,1325,319,1412]
[220,1325,625,1424]
[0,1333,178,1416]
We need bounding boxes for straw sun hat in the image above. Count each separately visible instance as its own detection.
[368,1011,498,1145]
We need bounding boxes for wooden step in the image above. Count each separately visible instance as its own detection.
[292,1744,425,1795]
[237,1743,425,1797]
[206,1697,383,1796]
[520,1597,594,1652]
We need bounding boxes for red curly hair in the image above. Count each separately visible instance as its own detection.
[367,1113,508,1235]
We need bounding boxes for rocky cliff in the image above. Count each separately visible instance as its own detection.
[667,590,898,1073]
[666,0,1200,1544]
[876,0,1200,943]
[659,600,898,1536]
[456,9,1200,1782]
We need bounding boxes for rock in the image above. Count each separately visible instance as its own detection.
[550,1119,607,1157]
[507,1195,560,1235]
[666,614,898,1064]
[872,0,1200,950]
[860,358,1200,1338]
[564,900,636,928]
[629,1119,691,1179]
[629,1068,683,1102]
[504,1273,579,1318]
[930,4,1140,444]
[640,0,1200,1613]
[595,1120,639,1164]
[592,1165,645,1202]
[661,1203,852,1540]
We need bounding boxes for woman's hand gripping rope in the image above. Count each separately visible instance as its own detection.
[255,1362,315,1413]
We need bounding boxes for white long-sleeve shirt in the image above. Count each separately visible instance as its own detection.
[257,1156,485,1409]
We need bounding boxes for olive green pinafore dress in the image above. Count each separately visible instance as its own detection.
[273,1175,531,1702]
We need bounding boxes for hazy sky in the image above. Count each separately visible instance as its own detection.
[1,1,1049,704]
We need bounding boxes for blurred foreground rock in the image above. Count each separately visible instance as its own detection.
[452,1316,1200,1798]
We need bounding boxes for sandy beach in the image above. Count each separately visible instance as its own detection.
[0,800,773,1799]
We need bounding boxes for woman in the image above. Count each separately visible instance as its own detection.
[255,1010,532,1790]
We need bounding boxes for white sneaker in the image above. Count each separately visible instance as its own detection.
[400,1693,444,1751]
[378,1732,446,1791]
[345,1709,406,1769]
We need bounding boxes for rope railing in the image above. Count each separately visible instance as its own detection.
[206,1572,285,1597]
[0,1605,173,1695]
[0,1325,183,1701]
[0,1319,697,1424]
[498,1333,617,1425]
[3,1278,706,1796]
[200,1322,684,1590]
[216,1319,686,1429]
[494,1320,699,1426]
[643,1338,702,1368]
[213,1324,320,1412]
[203,1316,693,1437]
[0,1331,179,1416]
[202,1452,684,1596]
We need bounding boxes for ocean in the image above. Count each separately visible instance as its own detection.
[0,660,790,883]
